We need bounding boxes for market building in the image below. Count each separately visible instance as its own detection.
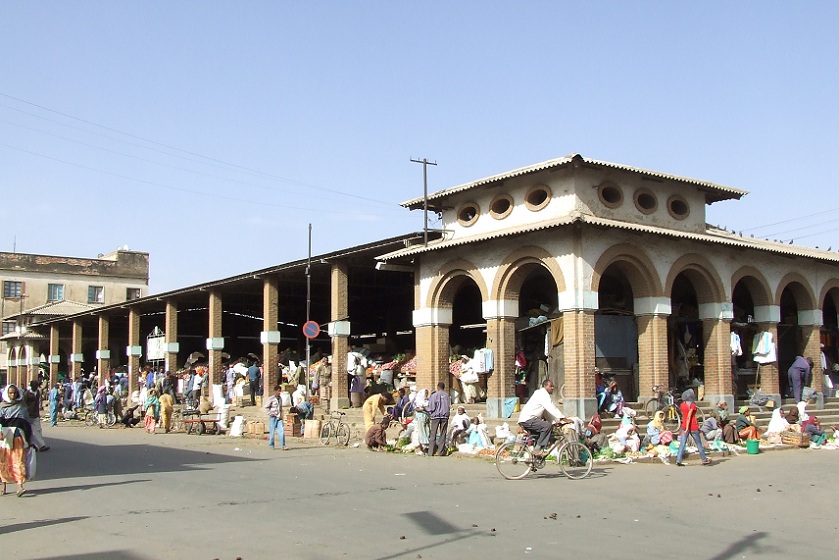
[17,154,839,418]
[1,248,149,384]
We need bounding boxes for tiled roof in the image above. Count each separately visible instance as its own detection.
[400,153,748,209]
[2,299,96,321]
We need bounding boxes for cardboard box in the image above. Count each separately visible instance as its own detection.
[248,421,266,435]
[304,419,322,439]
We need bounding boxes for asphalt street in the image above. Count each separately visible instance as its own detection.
[1,423,836,560]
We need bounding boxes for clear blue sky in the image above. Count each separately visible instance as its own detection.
[3,2,839,294]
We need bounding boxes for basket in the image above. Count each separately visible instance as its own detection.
[780,431,810,447]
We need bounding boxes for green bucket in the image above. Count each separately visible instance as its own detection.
[746,439,760,454]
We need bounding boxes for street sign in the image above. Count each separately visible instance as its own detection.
[302,320,320,339]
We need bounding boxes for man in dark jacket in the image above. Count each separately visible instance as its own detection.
[426,382,451,456]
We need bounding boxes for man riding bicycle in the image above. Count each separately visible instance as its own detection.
[517,379,569,457]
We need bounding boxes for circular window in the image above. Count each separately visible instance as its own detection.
[633,188,658,214]
[489,194,514,219]
[525,184,552,211]
[667,195,690,220]
[597,182,623,209]
[457,202,480,226]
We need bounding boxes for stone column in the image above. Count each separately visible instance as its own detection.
[128,308,141,397]
[49,324,60,387]
[71,320,83,380]
[262,278,281,397]
[97,315,110,386]
[330,263,350,410]
[801,319,824,406]
[207,291,224,399]
[414,323,450,391]
[754,322,781,404]
[636,314,670,403]
[560,309,597,419]
[165,300,179,374]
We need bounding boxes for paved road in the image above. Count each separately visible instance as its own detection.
[2,424,836,559]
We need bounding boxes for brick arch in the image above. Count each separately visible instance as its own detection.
[775,272,817,309]
[490,246,565,302]
[664,254,725,303]
[425,258,490,309]
[731,266,773,307]
[591,243,662,298]
[818,279,839,309]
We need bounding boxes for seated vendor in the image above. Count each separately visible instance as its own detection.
[447,405,470,447]
[735,405,761,440]
[365,417,390,451]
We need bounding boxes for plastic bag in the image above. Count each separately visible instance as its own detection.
[495,423,512,441]
[26,447,37,481]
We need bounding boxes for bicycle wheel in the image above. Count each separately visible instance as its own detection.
[400,401,415,424]
[106,412,117,426]
[694,407,706,425]
[558,441,594,480]
[84,411,96,427]
[662,405,682,431]
[495,441,533,480]
[644,398,660,420]
[335,423,351,446]
[319,421,335,445]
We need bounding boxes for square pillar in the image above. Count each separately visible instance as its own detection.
[636,314,669,403]
[207,291,224,394]
[561,310,597,419]
[485,317,516,399]
[128,308,141,397]
[802,325,823,392]
[330,263,350,409]
[49,324,60,387]
[97,315,110,386]
[702,318,733,403]
[414,324,450,392]
[71,320,83,379]
[262,278,280,397]
[165,300,179,374]
[754,322,781,403]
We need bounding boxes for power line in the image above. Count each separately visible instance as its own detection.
[740,205,839,233]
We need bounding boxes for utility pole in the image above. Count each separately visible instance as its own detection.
[410,157,437,246]
[305,223,312,399]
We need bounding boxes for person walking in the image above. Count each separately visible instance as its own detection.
[159,390,175,433]
[144,389,161,434]
[675,389,711,466]
[48,383,61,427]
[263,384,288,450]
[25,381,49,450]
[426,382,452,456]
[247,361,262,406]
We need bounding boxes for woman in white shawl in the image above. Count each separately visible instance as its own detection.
[413,388,431,454]
[765,407,790,434]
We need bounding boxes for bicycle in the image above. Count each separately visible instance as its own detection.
[320,410,351,446]
[644,385,705,430]
[84,408,117,427]
[495,422,594,480]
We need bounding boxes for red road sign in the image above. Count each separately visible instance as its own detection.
[302,320,320,339]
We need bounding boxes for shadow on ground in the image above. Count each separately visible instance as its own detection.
[31,551,149,560]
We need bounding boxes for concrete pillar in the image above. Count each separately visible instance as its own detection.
[754,322,781,404]
[262,278,280,397]
[485,317,516,399]
[801,324,824,407]
[702,318,733,402]
[97,315,110,387]
[71,320,83,380]
[207,291,224,397]
[636,314,669,403]
[330,263,350,410]
[165,300,179,374]
[128,308,140,397]
[561,310,597,419]
[49,324,59,387]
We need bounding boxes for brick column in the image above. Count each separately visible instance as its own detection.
[71,320,83,379]
[128,308,140,397]
[49,324,60,387]
[97,315,110,387]
[560,310,596,419]
[636,314,669,403]
[207,291,224,396]
[330,263,350,410]
[262,278,281,397]
[165,300,179,373]
[802,324,823,393]
[485,317,516,399]
[755,322,781,402]
[415,324,449,391]
[702,318,733,398]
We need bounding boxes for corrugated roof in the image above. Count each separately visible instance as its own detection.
[378,213,839,265]
[400,153,748,209]
[2,299,95,321]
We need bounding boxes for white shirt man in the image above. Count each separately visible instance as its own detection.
[517,379,565,454]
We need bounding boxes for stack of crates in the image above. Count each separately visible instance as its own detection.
[284,412,300,438]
